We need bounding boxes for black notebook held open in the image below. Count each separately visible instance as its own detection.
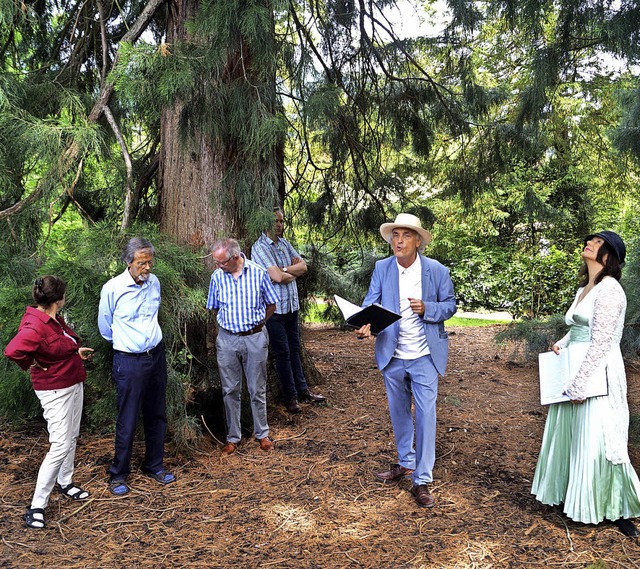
[334,295,401,336]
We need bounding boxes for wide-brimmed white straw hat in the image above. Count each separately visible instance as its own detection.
[379,213,432,246]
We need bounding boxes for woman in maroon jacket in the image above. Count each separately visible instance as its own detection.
[5,276,94,529]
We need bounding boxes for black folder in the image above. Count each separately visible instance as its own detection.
[334,294,401,336]
[347,304,401,335]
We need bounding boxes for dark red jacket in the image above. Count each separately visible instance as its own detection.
[4,306,87,391]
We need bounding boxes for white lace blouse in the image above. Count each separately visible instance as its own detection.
[555,276,630,464]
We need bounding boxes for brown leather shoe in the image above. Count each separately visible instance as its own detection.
[375,463,414,483]
[221,442,237,455]
[286,398,302,414]
[411,484,435,508]
[258,436,274,451]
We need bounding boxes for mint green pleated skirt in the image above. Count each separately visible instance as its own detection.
[531,398,640,524]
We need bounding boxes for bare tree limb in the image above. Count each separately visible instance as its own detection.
[102,104,135,230]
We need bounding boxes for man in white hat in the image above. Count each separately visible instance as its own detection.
[356,213,456,508]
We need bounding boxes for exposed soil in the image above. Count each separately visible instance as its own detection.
[1,325,640,568]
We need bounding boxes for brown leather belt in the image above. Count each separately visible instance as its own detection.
[223,324,264,336]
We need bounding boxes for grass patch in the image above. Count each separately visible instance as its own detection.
[304,302,512,326]
[446,316,511,327]
[444,395,462,407]
[304,303,330,324]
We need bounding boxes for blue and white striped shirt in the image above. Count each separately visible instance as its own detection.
[206,255,279,333]
[251,233,301,314]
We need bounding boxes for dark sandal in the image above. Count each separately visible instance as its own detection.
[143,469,176,485]
[24,507,45,529]
[109,479,130,496]
[58,483,90,501]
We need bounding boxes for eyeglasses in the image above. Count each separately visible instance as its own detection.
[134,260,154,269]
[214,255,237,268]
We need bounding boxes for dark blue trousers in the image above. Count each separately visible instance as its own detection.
[108,345,168,480]
[265,311,309,402]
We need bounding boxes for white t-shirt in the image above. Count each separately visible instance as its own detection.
[394,257,430,360]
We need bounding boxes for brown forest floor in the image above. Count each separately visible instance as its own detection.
[1,325,640,568]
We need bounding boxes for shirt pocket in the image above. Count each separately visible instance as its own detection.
[42,331,70,357]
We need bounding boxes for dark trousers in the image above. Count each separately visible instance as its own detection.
[108,346,168,480]
[265,311,309,402]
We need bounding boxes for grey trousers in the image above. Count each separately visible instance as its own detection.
[216,327,270,443]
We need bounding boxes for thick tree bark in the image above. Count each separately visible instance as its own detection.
[158,0,293,429]
[158,0,231,256]
[159,103,228,254]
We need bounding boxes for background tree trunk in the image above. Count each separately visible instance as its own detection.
[159,103,228,255]
[157,0,312,430]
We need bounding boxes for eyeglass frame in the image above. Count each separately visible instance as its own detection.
[214,254,237,268]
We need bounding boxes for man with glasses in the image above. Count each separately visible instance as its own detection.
[98,237,175,495]
[207,238,279,455]
[251,207,326,413]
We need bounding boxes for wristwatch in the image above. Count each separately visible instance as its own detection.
[282,266,288,273]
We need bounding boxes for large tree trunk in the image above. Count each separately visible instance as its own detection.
[159,103,229,254]
[158,0,291,434]
[159,0,233,254]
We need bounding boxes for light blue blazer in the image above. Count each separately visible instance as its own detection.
[362,254,456,376]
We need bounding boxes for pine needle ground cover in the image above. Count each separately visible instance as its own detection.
[1,326,638,568]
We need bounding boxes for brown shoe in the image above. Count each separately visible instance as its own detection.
[258,436,274,451]
[221,442,237,455]
[411,484,435,508]
[286,398,302,414]
[375,463,414,483]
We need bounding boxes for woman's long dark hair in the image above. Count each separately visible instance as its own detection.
[33,275,67,308]
[578,241,623,286]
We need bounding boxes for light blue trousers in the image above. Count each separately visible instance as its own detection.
[216,327,270,443]
[382,355,439,485]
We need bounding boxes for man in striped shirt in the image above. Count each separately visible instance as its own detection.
[251,207,326,414]
[207,238,279,455]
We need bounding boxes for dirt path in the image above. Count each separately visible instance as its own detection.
[1,326,639,568]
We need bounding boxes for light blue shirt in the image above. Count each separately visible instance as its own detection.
[251,233,300,314]
[206,255,279,333]
[98,269,163,353]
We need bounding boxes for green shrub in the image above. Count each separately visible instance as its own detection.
[495,314,569,361]
[0,222,210,448]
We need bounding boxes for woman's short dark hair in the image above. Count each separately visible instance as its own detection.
[578,241,623,286]
[33,275,67,308]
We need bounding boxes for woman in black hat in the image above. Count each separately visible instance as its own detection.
[531,231,640,536]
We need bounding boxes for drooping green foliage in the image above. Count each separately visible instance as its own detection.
[3,0,640,431]
[0,222,210,447]
[495,314,569,361]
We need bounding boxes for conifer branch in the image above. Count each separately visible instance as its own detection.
[96,0,110,86]
[0,0,165,223]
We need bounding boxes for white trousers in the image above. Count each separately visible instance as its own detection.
[31,382,84,509]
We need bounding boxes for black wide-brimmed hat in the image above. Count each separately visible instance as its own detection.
[584,230,626,264]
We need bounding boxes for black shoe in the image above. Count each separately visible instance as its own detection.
[286,398,302,413]
[299,390,326,403]
[615,518,640,537]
